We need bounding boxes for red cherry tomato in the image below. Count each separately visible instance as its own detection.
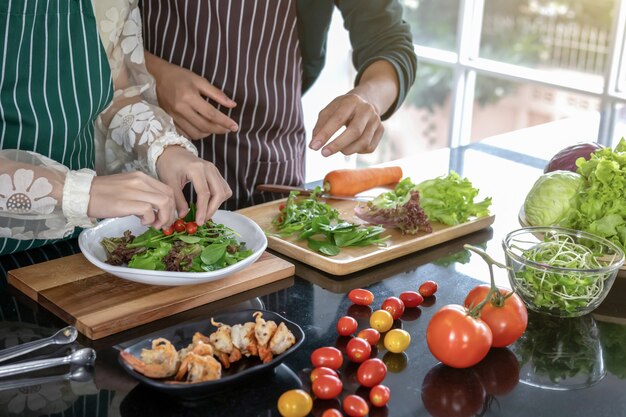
[381,296,405,320]
[419,280,438,297]
[343,395,369,417]
[162,226,174,236]
[426,304,492,368]
[322,410,343,417]
[337,316,358,337]
[173,219,186,233]
[399,291,424,308]
[472,348,520,396]
[357,328,380,346]
[357,358,387,387]
[346,337,372,363]
[369,384,391,407]
[310,367,339,383]
[421,363,486,417]
[464,285,528,347]
[312,375,343,400]
[348,288,374,306]
[311,347,343,370]
[185,221,198,235]
[279,203,286,211]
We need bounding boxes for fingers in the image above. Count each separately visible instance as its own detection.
[309,99,351,154]
[176,117,208,140]
[194,77,237,109]
[321,109,370,156]
[190,95,238,132]
[204,164,232,221]
[172,188,190,219]
[340,117,382,155]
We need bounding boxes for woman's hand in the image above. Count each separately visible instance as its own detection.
[309,93,384,157]
[156,146,232,224]
[89,172,177,230]
[145,52,238,140]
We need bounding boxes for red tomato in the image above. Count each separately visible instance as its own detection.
[419,280,438,297]
[310,367,339,383]
[312,375,343,400]
[369,384,391,407]
[357,358,387,387]
[421,363,486,417]
[337,316,358,337]
[381,297,405,320]
[311,347,343,370]
[472,348,520,396]
[426,304,492,368]
[346,337,372,363]
[399,291,424,308]
[321,409,343,417]
[173,219,186,232]
[343,395,369,417]
[464,285,528,347]
[279,203,286,211]
[357,328,380,346]
[348,289,374,306]
[162,226,174,236]
[185,221,198,234]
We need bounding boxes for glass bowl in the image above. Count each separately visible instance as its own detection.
[502,227,625,318]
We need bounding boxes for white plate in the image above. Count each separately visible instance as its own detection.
[78,211,267,286]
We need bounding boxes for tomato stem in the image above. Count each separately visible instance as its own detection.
[463,244,511,316]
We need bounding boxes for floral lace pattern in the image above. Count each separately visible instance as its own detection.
[110,102,163,151]
[0,169,56,215]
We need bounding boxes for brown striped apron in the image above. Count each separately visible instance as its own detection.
[141,0,305,210]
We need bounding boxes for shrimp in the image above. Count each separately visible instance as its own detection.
[231,322,258,357]
[253,311,278,363]
[209,318,242,368]
[120,338,179,378]
[269,322,296,355]
[175,341,220,382]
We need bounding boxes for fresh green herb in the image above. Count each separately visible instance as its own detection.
[272,188,388,256]
[101,220,252,272]
[512,232,612,315]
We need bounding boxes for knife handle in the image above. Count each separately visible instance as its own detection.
[256,184,312,195]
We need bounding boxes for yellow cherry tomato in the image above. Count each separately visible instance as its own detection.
[370,309,394,333]
[277,389,313,417]
[384,329,411,353]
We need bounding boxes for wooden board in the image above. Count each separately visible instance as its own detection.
[238,198,495,275]
[7,252,294,340]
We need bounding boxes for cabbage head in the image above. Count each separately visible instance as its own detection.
[524,170,583,226]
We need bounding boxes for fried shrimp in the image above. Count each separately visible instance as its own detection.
[209,319,242,368]
[253,311,278,363]
[120,338,179,378]
[231,322,258,357]
[269,322,296,355]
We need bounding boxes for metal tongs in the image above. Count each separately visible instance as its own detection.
[0,325,96,378]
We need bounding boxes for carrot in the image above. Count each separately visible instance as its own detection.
[323,166,403,196]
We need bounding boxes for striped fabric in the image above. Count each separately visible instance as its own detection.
[0,0,114,255]
[141,0,305,210]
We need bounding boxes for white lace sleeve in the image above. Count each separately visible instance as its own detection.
[0,150,95,240]
[93,0,197,178]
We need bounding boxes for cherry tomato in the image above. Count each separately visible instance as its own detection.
[464,285,528,347]
[279,203,286,211]
[369,310,394,333]
[472,348,520,396]
[277,389,313,417]
[421,364,486,417]
[343,395,369,417]
[337,316,358,337]
[173,219,186,233]
[310,367,339,383]
[348,288,374,306]
[322,409,343,417]
[311,347,343,370]
[369,384,391,407]
[381,297,405,320]
[426,304,492,368]
[185,221,198,234]
[357,328,381,346]
[419,280,438,297]
[312,375,343,400]
[346,337,372,363]
[383,329,411,353]
[399,291,424,308]
[162,226,174,236]
[357,358,387,387]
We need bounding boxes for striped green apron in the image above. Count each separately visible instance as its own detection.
[0,0,114,255]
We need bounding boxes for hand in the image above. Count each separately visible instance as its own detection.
[309,93,384,157]
[156,146,232,224]
[89,172,177,230]
[146,53,239,139]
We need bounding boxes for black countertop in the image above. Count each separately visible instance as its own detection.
[1,125,626,417]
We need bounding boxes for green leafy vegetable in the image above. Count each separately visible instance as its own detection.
[272,188,388,256]
[524,170,583,226]
[597,320,626,379]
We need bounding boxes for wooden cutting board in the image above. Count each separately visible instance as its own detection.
[7,252,294,340]
[238,198,496,275]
